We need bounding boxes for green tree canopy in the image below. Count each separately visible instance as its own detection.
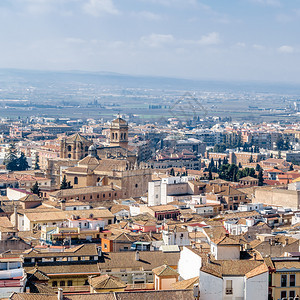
[31,181,40,196]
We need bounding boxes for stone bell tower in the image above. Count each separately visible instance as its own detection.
[110,116,128,149]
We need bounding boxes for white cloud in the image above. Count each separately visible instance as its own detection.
[236,42,246,48]
[83,0,119,16]
[131,11,162,21]
[250,0,281,7]
[252,44,266,50]
[140,33,174,47]
[278,45,294,53]
[197,32,220,46]
[65,38,86,44]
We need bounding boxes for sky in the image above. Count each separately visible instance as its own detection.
[0,0,300,83]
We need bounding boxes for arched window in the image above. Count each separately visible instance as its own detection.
[97,177,101,182]
[115,133,118,140]
[135,184,138,188]
[124,133,126,139]
[60,281,65,287]
[120,133,123,139]
[85,146,89,152]
[68,145,72,151]
[74,177,78,184]
[112,133,115,139]
[52,281,57,287]
[68,154,71,158]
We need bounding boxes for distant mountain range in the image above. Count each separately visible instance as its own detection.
[0,68,300,94]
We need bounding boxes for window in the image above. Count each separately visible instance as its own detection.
[104,243,107,249]
[225,280,232,295]
[84,279,89,285]
[103,194,105,198]
[97,194,99,198]
[108,220,112,224]
[135,184,138,188]
[68,145,72,151]
[281,274,287,287]
[280,291,287,299]
[60,281,65,287]
[290,290,295,298]
[68,154,71,158]
[67,280,72,286]
[74,177,78,184]
[52,281,57,287]
[289,274,296,286]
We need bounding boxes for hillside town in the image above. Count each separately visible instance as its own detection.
[0,115,300,299]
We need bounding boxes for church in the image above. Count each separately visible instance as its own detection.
[58,117,152,199]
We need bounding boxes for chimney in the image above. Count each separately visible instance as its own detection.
[135,251,140,261]
[14,205,18,231]
[193,284,200,300]
[253,252,257,260]
[110,182,114,190]
[60,200,66,211]
[26,287,30,293]
[207,253,211,264]
[285,238,289,246]
[57,288,63,300]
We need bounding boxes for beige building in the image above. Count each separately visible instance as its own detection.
[253,186,300,210]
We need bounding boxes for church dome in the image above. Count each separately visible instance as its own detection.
[88,144,98,157]
[88,144,97,151]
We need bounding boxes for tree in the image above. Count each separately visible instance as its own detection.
[34,153,40,170]
[278,150,282,159]
[60,175,68,189]
[289,164,294,171]
[3,143,18,171]
[170,168,175,176]
[61,175,72,189]
[223,157,228,165]
[208,169,213,180]
[218,158,222,170]
[213,143,226,153]
[255,164,261,171]
[249,155,253,163]
[17,152,29,171]
[31,181,40,196]
[258,169,264,186]
[238,162,242,168]
[270,153,273,158]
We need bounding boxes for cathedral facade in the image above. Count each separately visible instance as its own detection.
[57,117,152,199]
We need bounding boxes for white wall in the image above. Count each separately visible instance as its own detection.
[7,188,28,201]
[199,271,223,300]
[244,272,268,300]
[178,246,202,280]
[223,276,244,300]
[148,181,161,206]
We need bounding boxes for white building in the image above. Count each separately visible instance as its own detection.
[224,218,255,235]
[162,226,190,247]
[199,259,269,300]
[0,257,26,298]
[178,246,203,280]
[148,176,195,206]
[210,235,241,260]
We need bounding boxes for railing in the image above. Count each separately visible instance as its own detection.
[53,286,90,293]
[225,288,233,295]
[125,283,154,290]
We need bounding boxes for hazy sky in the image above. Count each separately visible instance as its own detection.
[0,0,300,83]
